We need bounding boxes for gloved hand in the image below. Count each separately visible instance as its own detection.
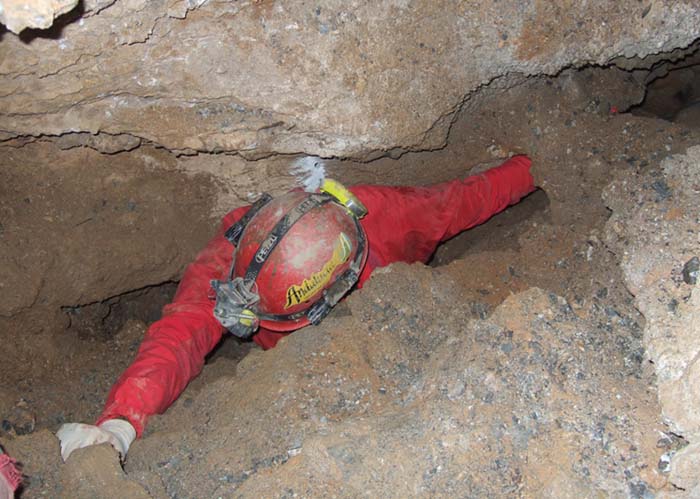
[0,448,21,499]
[56,419,136,462]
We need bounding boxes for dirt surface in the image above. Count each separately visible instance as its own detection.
[2,62,700,497]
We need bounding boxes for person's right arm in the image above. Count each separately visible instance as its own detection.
[58,206,250,461]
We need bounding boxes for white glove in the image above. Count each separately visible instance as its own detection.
[57,419,136,462]
[0,475,13,499]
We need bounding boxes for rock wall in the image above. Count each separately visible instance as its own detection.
[1,0,700,158]
[604,147,700,496]
[2,1,700,340]
[2,3,700,495]
[5,65,700,497]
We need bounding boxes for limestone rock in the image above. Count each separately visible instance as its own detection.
[54,132,142,153]
[604,146,700,493]
[1,1,699,157]
[665,442,700,498]
[0,0,78,33]
[604,147,700,436]
[0,142,221,319]
[59,444,152,499]
[3,430,62,498]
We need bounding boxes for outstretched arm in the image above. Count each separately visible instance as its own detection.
[95,206,250,436]
[352,155,535,284]
[252,156,536,351]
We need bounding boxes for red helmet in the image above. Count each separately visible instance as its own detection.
[212,181,368,337]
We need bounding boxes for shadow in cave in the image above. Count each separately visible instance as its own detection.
[630,47,700,127]
[61,281,179,340]
[61,280,254,365]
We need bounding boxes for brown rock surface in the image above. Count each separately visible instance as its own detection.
[1,1,700,157]
[2,19,700,494]
[59,444,151,499]
[664,441,700,498]
[604,147,700,435]
[12,266,663,497]
[0,144,217,322]
[604,146,700,495]
[4,59,700,496]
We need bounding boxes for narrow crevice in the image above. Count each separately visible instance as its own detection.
[17,0,86,42]
[629,43,700,124]
[61,281,178,340]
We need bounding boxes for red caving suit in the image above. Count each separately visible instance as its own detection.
[97,155,535,436]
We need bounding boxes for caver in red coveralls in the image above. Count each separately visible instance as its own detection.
[66,156,534,450]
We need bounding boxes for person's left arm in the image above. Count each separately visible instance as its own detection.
[351,155,536,285]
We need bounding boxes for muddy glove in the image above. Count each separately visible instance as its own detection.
[57,419,136,462]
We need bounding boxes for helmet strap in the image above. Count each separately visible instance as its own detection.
[224,193,273,245]
[243,194,331,284]
[214,191,367,335]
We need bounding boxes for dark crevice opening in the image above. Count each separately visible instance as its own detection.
[59,280,253,363]
[630,45,700,126]
[61,281,178,340]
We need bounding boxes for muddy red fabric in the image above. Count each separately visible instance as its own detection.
[97,155,535,436]
[0,453,22,492]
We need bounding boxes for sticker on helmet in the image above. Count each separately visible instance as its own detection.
[285,232,352,309]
